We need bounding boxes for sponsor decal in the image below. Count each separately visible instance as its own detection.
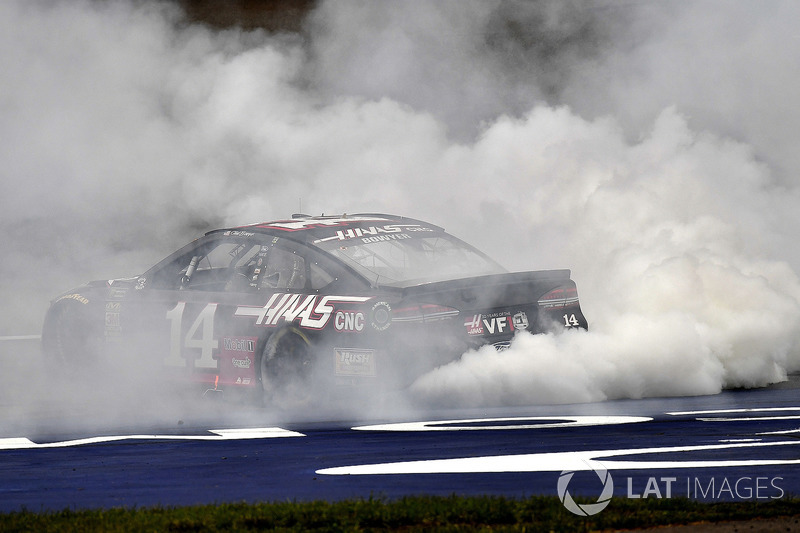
[370,302,392,331]
[482,312,513,334]
[256,216,390,232]
[222,230,255,237]
[56,293,89,305]
[464,314,484,335]
[235,295,372,330]
[224,337,255,370]
[512,311,529,330]
[104,301,122,336]
[135,277,147,290]
[334,348,376,377]
[105,311,120,328]
[231,356,252,369]
[104,302,121,337]
[108,286,128,299]
[334,311,365,332]
[336,225,431,241]
[219,336,257,381]
[465,311,522,336]
[107,277,138,286]
[313,224,435,244]
[223,337,255,352]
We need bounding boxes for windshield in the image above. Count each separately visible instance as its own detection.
[322,233,505,287]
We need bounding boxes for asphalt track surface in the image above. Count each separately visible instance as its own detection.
[2,339,800,512]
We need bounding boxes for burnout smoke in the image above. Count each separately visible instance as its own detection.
[1,0,799,420]
[411,107,800,405]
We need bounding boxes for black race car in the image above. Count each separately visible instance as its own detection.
[43,214,587,404]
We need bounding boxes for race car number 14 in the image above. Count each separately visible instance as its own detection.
[165,302,219,368]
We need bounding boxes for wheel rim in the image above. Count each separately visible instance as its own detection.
[260,329,313,407]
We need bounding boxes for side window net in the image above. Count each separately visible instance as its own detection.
[149,237,341,292]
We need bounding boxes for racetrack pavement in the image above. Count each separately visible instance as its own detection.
[2,338,799,512]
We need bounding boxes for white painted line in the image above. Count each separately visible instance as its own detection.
[0,427,305,450]
[0,335,41,342]
[757,428,800,435]
[316,440,800,476]
[667,407,800,416]
[698,415,800,422]
[353,416,652,432]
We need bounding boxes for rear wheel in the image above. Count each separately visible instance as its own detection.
[259,327,314,408]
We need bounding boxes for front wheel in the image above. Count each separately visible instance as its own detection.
[42,302,101,376]
[259,327,314,408]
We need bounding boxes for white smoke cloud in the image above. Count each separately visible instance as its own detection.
[1,0,799,414]
[411,105,800,405]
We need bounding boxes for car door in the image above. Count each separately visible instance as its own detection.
[118,235,275,389]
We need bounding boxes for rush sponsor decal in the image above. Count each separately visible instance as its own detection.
[334,348,376,377]
[235,295,372,330]
[464,311,530,336]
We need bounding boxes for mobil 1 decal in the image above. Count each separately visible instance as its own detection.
[219,336,258,385]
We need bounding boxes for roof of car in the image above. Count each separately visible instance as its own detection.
[207,213,445,243]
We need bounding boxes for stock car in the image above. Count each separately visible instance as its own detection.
[42,214,587,404]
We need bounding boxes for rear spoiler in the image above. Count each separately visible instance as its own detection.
[400,270,573,309]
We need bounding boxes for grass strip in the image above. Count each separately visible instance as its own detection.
[1,495,799,532]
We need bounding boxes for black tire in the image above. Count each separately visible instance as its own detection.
[42,302,101,375]
[259,327,314,408]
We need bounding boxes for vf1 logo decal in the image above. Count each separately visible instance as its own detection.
[464,311,529,336]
